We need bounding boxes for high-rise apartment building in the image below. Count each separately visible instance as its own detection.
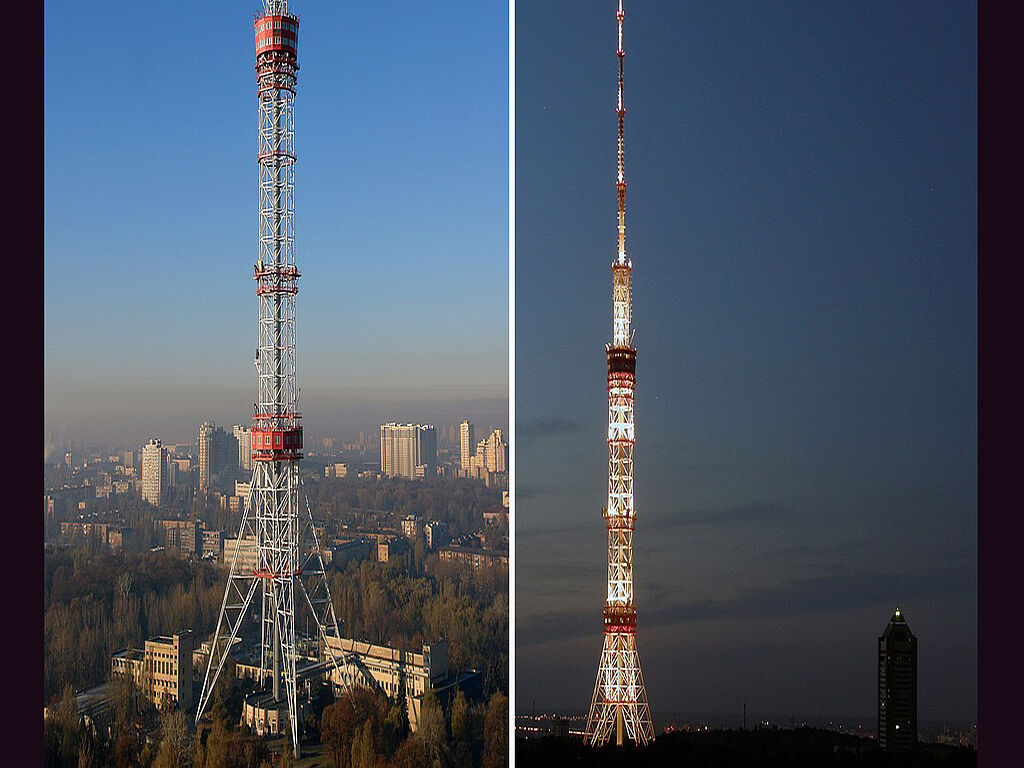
[234,424,253,474]
[198,421,239,491]
[466,428,508,480]
[141,439,166,506]
[878,607,917,752]
[380,423,437,479]
[459,420,475,473]
[482,428,507,473]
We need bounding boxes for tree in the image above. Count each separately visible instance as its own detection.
[322,688,388,768]
[389,736,431,768]
[202,714,230,768]
[417,688,449,768]
[278,725,295,768]
[350,720,375,768]
[153,709,192,768]
[450,689,469,744]
[57,684,81,768]
[381,698,410,757]
[481,692,507,768]
[320,699,349,768]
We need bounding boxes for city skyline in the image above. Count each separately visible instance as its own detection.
[44,0,509,446]
[42,0,979,755]
[515,0,976,727]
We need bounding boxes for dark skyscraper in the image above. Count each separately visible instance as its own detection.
[878,607,917,752]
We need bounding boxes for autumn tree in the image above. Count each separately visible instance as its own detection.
[481,692,507,768]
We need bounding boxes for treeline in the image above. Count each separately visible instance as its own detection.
[44,545,508,704]
[44,548,224,702]
[326,557,508,697]
[320,687,508,768]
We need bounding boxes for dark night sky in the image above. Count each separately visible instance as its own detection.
[514,0,976,728]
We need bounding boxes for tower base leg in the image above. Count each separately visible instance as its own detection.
[584,630,654,746]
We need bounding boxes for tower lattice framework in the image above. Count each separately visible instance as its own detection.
[585,0,654,747]
[196,2,352,757]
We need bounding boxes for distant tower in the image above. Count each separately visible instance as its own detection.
[196,3,351,757]
[879,606,917,752]
[585,0,654,747]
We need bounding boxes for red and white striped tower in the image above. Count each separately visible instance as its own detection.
[196,2,351,756]
[585,0,654,747]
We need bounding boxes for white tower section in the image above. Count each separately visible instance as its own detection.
[585,0,654,748]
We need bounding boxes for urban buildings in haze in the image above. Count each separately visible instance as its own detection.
[198,421,238,491]
[380,423,437,479]
[879,607,918,752]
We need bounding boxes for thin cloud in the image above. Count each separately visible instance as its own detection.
[518,416,584,440]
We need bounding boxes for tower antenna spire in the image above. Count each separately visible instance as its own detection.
[616,0,627,265]
[585,0,654,747]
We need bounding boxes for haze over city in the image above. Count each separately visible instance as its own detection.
[44,0,508,448]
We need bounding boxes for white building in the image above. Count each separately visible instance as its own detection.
[459,420,475,473]
[380,423,437,479]
[234,424,253,474]
[141,439,166,506]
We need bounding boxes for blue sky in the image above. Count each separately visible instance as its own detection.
[44,0,509,445]
[515,0,976,725]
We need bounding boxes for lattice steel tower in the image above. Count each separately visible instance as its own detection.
[196,2,350,757]
[584,0,655,747]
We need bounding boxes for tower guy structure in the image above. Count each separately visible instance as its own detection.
[585,0,655,747]
[196,2,350,756]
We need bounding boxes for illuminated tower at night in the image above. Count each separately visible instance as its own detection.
[196,2,350,756]
[584,0,655,747]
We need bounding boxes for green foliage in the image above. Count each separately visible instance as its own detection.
[153,709,192,768]
[350,721,376,768]
[450,689,469,744]
[44,549,225,701]
[481,692,508,768]
[321,688,388,768]
[381,699,410,757]
[325,558,508,698]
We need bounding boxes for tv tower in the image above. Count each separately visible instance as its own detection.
[196,2,351,756]
[584,0,655,747]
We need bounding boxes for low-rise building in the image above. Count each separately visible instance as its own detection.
[326,539,374,570]
[399,515,419,539]
[107,526,142,554]
[323,636,449,731]
[438,546,509,570]
[424,521,450,551]
[241,692,306,737]
[201,529,225,559]
[377,536,410,564]
[111,631,194,712]
[222,536,259,572]
[156,519,202,557]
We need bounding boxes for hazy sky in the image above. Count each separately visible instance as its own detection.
[44,0,508,447]
[515,1,976,727]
